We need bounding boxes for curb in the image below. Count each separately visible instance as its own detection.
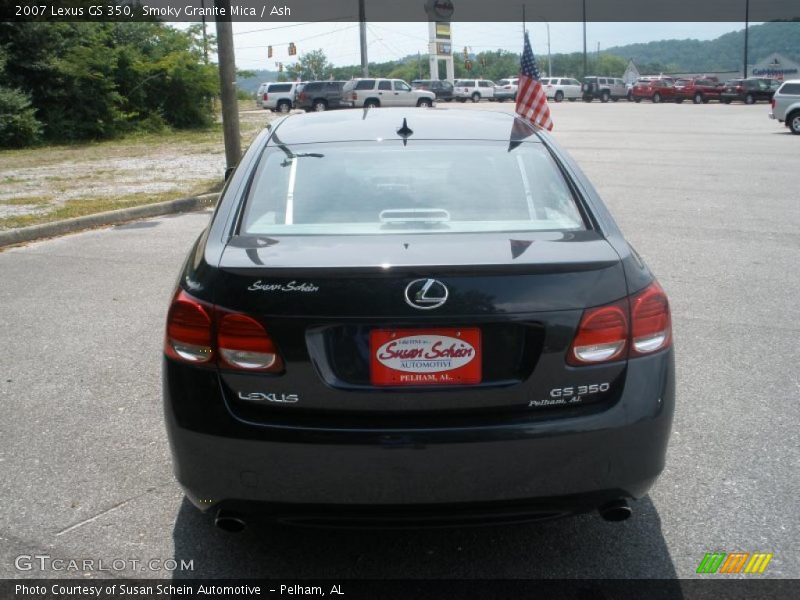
[0,192,219,248]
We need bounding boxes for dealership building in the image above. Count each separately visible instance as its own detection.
[623,52,799,84]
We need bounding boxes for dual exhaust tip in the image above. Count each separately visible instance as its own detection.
[214,500,632,532]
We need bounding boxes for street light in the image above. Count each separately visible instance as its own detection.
[535,16,551,77]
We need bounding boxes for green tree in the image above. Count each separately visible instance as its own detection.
[287,49,333,81]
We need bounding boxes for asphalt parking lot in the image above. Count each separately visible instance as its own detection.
[1,100,798,581]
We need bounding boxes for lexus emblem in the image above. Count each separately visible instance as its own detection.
[405,278,448,310]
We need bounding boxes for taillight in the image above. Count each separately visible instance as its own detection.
[217,313,283,372]
[567,281,672,366]
[771,98,776,109]
[630,281,671,356]
[263,93,268,100]
[165,290,284,372]
[351,91,357,100]
[165,290,213,363]
[567,300,629,365]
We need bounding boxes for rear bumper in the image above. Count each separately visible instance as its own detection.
[164,350,675,514]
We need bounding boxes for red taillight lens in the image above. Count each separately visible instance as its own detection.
[165,290,213,363]
[630,281,671,356]
[351,91,357,100]
[567,300,629,365]
[771,98,776,109]
[217,313,283,372]
[263,93,268,100]
[567,282,672,366]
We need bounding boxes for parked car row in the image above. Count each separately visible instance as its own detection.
[256,75,787,113]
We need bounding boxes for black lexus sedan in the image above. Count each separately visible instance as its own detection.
[163,108,674,530]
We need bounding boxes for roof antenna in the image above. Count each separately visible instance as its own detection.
[396,118,413,146]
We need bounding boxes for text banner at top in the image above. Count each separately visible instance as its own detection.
[2,0,800,23]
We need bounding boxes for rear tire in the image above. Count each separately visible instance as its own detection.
[277,101,291,113]
[601,91,610,103]
[417,98,432,108]
[789,111,800,135]
[364,99,379,109]
[693,92,703,104]
[312,99,327,112]
[745,93,755,105]
[555,91,564,102]
[471,92,481,103]
[652,92,662,104]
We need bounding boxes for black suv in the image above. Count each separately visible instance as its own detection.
[296,81,347,112]
[411,80,454,102]
[720,78,778,104]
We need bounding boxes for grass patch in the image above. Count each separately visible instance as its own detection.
[0,196,53,206]
[0,179,219,230]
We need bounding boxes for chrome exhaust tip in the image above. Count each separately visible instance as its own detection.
[214,510,246,533]
[598,499,632,522]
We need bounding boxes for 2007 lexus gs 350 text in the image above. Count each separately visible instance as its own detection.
[163,108,674,530]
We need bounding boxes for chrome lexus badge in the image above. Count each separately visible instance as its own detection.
[405,278,448,310]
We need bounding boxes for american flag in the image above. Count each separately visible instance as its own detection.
[515,32,553,131]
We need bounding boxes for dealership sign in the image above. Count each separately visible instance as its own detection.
[751,53,800,80]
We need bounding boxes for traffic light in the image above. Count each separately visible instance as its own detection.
[465,59,472,71]
[268,45,273,58]
[288,42,297,56]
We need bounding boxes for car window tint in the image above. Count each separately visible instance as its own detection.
[377,80,391,90]
[355,79,375,90]
[779,83,800,94]
[394,81,411,91]
[268,84,292,92]
[243,142,586,235]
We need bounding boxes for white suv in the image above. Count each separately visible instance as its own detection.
[769,79,800,135]
[454,79,496,102]
[542,77,582,102]
[261,82,302,113]
[342,78,435,108]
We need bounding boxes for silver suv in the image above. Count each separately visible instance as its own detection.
[342,78,435,108]
[769,80,800,135]
[262,82,302,113]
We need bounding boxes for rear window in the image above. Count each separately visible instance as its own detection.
[268,84,292,93]
[455,80,474,87]
[242,141,586,235]
[778,82,800,95]
[304,82,323,92]
[354,79,375,90]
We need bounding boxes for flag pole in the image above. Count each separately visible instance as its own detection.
[522,4,526,38]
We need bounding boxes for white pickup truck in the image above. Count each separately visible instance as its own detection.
[769,79,800,134]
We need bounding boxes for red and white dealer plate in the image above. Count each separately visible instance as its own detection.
[369,328,482,386]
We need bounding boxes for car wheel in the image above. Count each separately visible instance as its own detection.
[790,112,800,135]
[277,101,291,113]
[313,100,327,112]
[601,91,610,103]
[745,93,755,105]
[364,99,379,109]
[652,93,662,104]
[693,93,703,104]
[634,98,641,103]
[417,98,433,108]
[627,91,634,102]
[497,97,505,102]
[457,98,467,103]
[555,91,564,102]
[471,92,481,103]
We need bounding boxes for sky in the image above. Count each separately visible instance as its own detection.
[214,22,749,72]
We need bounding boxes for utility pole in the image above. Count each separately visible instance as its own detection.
[359,0,369,77]
[215,0,241,170]
[743,0,750,77]
[582,0,587,78]
[200,0,208,64]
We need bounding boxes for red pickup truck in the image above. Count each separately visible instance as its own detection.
[674,78,724,104]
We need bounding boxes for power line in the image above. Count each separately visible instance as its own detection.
[233,18,355,36]
[235,25,358,50]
